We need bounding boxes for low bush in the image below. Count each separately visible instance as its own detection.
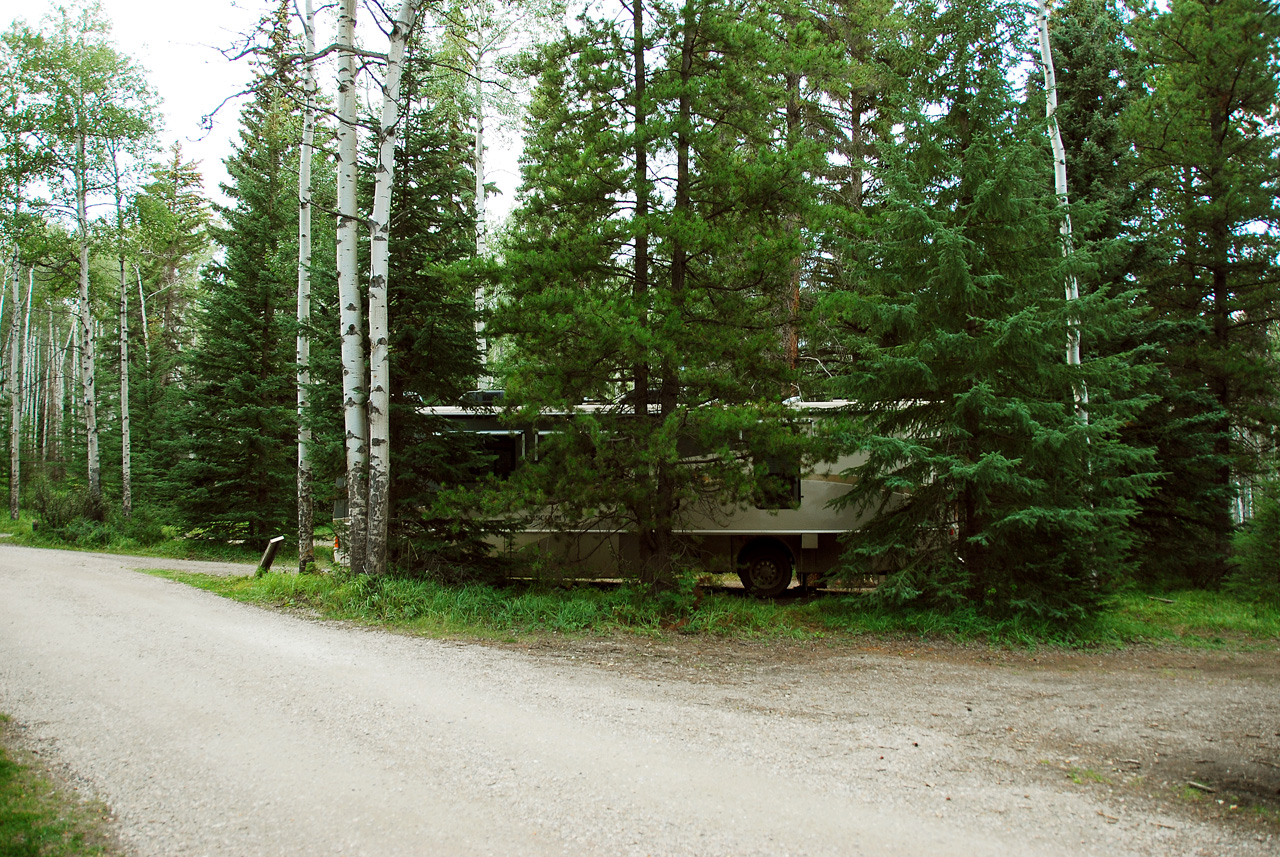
[29,479,95,533]
[1228,481,1280,605]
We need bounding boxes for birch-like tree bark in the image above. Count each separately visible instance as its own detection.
[1035,0,1087,418]
[112,153,132,519]
[473,54,489,383]
[22,273,33,454]
[7,258,20,521]
[336,0,369,573]
[40,315,51,461]
[474,57,487,258]
[632,0,649,419]
[296,0,318,574]
[365,0,421,577]
[57,324,72,459]
[118,252,131,518]
[75,132,102,512]
[135,266,148,358]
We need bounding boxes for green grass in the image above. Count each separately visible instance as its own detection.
[1066,766,1113,785]
[0,715,118,857]
[5,510,328,569]
[144,569,1280,649]
[150,571,796,639]
[1097,589,1280,645]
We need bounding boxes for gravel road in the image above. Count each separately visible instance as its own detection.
[0,544,1276,856]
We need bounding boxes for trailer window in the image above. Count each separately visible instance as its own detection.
[755,457,801,510]
[473,431,523,480]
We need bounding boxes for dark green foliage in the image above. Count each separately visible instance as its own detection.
[29,476,94,533]
[495,0,823,584]
[1228,481,1280,603]
[820,0,1157,619]
[1049,0,1142,248]
[133,144,211,361]
[1124,0,1280,584]
[167,4,301,547]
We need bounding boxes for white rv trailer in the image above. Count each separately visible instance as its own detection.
[424,400,873,596]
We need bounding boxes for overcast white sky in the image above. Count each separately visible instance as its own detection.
[3,0,524,218]
[4,0,262,203]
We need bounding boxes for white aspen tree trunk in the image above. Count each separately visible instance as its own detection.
[336,0,369,573]
[22,273,33,456]
[7,262,20,520]
[474,58,486,257]
[114,173,132,520]
[41,316,52,461]
[296,0,319,574]
[473,44,490,386]
[135,266,149,363]
[40,313,50,462]
[119,255,131,519]
[0,264,6,358]
[58,325,72,461]
[1036,0,1087,419]
[21,270,31,386]
[76,134,101,512]
[68,325,76,453]
[365,0,420,578]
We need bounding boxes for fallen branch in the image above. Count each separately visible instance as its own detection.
[1187,780,1215,793]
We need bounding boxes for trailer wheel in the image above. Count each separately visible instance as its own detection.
[738,545,793,598]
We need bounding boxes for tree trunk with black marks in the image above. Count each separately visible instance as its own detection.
[365,0,420,577]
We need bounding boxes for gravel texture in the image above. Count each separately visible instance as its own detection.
[0,543,1276,856]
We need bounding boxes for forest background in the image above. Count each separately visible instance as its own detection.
[0,0,1276,623]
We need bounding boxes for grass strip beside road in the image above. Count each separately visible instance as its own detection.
[0,715,119,857]
[4,510,324,569]
[147,569,1280,649]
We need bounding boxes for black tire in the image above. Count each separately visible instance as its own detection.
[738,546,793,597]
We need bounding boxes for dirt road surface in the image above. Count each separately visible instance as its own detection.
[1,544,1277,856]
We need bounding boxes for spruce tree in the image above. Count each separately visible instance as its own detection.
[1049,0,1141,253]
[124,146,211,509]
[169,3,302,545]
[495,0,823,586]
[820,0,1156,617]
[1124,0,1280,584]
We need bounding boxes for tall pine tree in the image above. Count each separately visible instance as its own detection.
[1125,0,1280,584]
[170,2,302,545]
[820,0,1156,617]
[494,0,823,586]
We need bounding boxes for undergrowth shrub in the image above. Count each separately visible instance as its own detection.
[54,517,112,548]
[29,478,94,532]
[115,506,167,547]
[1228,480,1280,604]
